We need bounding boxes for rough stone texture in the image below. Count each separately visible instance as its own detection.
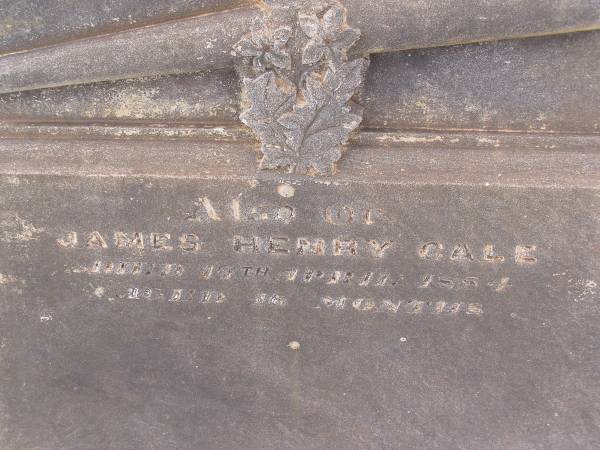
[347,0,600,54]
[2,0,600,94]
[0,138,598,189]
[0,71,240,124]
[363,30,600,133]
[0,0,251,55]
[0,175,598,449]
[0,6,262,94]
[0,1,599,449]
[2,30,599,136]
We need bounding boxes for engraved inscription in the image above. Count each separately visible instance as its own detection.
[233,235,394,258]
[418,242,537,264]
[56,186,543,322]
[57,231,201,253]
[187,198,296,224]
[113,286,485,318]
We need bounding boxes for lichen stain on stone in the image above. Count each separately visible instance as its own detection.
[96,88,186,119]
[0,273,20,285]
[0,212,45,242]
[477,137,501,147]
[375,134,443,144]
[81,85,213,120]
[0,16,44,39]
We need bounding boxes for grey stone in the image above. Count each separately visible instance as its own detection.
[2,0,600,93]
[0,1,598,448]
[0,175,598,449]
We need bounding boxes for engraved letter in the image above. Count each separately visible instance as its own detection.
[151,233,173,251]
[276,206,295,223]
[114,232,144,250]
[466,303,484,316]
[86,231,108,249]
[462,277,480,289]
[326,271,353,284]
[483,244,505,262]
[254,293,286,307]
[233,235,258,254]
[515,245,537,264]
[256,267,269,277]
[296,238,325,256]
[488,277,511,292]
[269,236,290,254]
[380,300,402,314]
[419,242,444,260]
[367,240,394,258]
[333,239,357,256]
[450,244,474,261]
[217,266,233,280]
[57,231,78,248]
[179,234,201,252]
[200,291,226,304]
[199,265,214,279]
[418,274,434,289]
[200,197,222,221]
[321,296,347,310]
[324,206,354,225]
[168,289,183,303]
[406,300,425,314]
[352,298,376,312]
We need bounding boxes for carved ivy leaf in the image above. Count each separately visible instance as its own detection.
[300,4,361,66]
[302,39,327,66]
[233,24,292,74]
[277,61,367,174]
[329,28,361,50]
[259,144,298,171]
[323,4,344,33]
[233,0,368,176]
[299,14,321,39]
[323,57,368,102]
[279,99,361,174]
[240,72,295,148]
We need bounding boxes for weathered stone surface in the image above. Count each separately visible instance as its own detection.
[363,30,600,133]
[1,137,599,188]
[0,0,599,448]
[3,30,600,136]
[0,6,262,94]
[2,0,600,94]
[0,0,251,55]
[0,174,598,449]
[0,71,240,124]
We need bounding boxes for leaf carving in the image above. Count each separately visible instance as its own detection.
[240,72,295,148]
[233,0,368,175]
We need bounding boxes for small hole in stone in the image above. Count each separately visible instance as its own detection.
[278,184,295,198]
